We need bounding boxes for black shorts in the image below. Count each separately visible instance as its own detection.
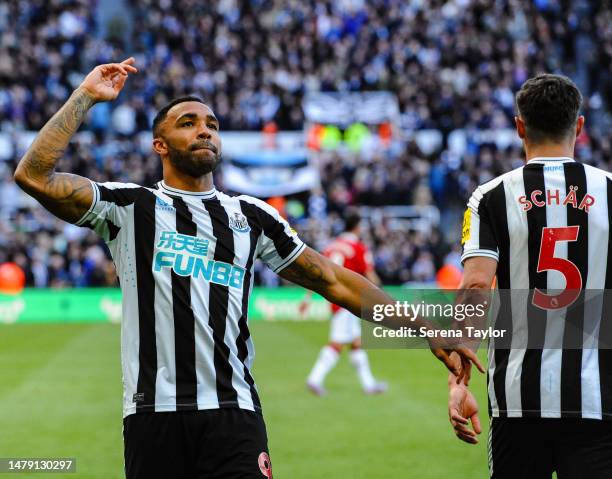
[489,417,612,479]
[123,408,272,479]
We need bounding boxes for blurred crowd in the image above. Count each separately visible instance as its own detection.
[292,214,464,286]
[1,0,611,287]
[3,0,612,133]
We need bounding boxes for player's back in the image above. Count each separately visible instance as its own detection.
[462,157,612,420]
[463,158,610,294]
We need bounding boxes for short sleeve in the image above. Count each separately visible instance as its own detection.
[239,197,306,273]
[461,186,499,264]
[75,180,143,242]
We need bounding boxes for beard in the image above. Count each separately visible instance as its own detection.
[166,142,222,177]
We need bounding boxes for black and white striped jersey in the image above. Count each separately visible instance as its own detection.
[76,180,305,417]
[462,157,612,420]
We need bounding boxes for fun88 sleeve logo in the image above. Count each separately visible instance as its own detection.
[153,231,245,288]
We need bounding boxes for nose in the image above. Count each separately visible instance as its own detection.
[197,125,212,139]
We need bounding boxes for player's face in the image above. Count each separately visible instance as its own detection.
[159,102,222,177]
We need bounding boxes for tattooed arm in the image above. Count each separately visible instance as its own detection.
[279,247,381,319]
[279,247,485,379]
[281,247,430,330]
[13,89,96,223]
[13,58,138,223]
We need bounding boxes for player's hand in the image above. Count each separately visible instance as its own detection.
[448,384,482,444]
[78,58,138,103]
[430,346,485,385]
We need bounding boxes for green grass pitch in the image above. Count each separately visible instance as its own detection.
[0,322,489,478]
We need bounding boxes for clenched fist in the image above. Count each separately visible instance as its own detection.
[78,57,138,103]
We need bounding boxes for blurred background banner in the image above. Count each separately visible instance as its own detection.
[0,286,454,323]
[221,131,318,196]
[303,92,400,126]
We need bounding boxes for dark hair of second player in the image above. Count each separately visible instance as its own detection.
[515,73,582,144]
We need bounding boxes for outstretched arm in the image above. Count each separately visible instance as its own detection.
[280,247,383,318]
[279,247,485,378]
[13,58,137,223]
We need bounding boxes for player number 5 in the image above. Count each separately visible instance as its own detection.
[532,226,582,310]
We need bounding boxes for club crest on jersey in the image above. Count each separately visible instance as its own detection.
[229,212,251,233]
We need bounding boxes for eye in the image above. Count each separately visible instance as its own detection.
[182,121,194,127]
[208,123,218,130]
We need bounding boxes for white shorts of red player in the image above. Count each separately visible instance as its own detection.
[329,308,362,344]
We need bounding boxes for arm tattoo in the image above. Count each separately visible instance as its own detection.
[14,88,96,223]
[279,248,328,290]
[19,88,94,182]
[280,247,373,318]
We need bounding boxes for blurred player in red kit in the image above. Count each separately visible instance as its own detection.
[302,211,387,395]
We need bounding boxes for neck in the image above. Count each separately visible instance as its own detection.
[524,141,575,164]
[163,170,214,192]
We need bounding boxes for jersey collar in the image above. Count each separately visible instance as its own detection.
[158,181,217,198]
[527,157,575,164]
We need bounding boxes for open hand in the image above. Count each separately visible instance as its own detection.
[78,58,138,103]
[448,385,482,444]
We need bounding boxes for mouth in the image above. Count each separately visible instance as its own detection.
[191,143,217,153]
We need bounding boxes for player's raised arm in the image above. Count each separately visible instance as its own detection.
[279,246,485,378]
[13,58,138,223]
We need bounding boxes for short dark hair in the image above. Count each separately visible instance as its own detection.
[344,209,361,232]
[152,96,206,137]
[515,74,582,143]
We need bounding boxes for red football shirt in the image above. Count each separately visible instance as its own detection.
[323,232,374,313]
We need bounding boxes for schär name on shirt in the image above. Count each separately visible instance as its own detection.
[518,186,595,212]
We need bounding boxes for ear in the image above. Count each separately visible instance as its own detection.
[575,115,585,137]
[514,116,526,139]
[152,137,167,156]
